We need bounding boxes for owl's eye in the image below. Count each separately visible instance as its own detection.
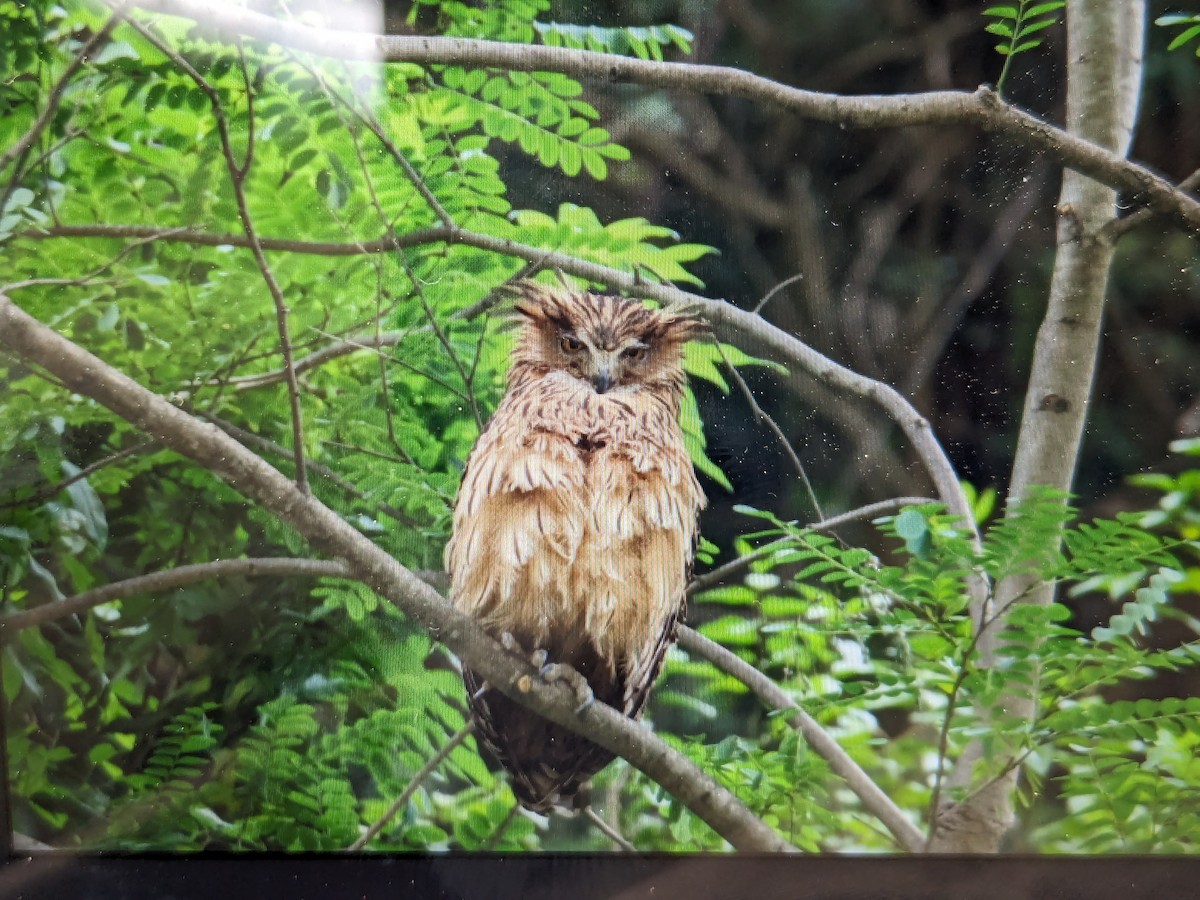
[560,335,584,353]
[621,345,648,362]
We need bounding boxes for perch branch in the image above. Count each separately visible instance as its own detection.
[0,530,920,850]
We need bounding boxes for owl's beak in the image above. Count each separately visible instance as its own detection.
[592,369,615,394]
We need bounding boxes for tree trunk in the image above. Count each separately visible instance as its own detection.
[930,0,1145,853]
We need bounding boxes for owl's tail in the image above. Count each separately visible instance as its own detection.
[461,638,629,812]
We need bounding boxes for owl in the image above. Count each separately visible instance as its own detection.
[444,281,707,812]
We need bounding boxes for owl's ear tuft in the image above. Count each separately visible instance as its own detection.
[506,281,574,329]
[655,312,710,345]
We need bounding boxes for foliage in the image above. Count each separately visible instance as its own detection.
[1156,12,1200,55]
[982,1,1066,96]
[666,482,1200,852]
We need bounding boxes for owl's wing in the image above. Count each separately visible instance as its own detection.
[621,595,685,719]
[586,409,704,719]
[445,392,588,627]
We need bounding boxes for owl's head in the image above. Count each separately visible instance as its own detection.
[507,282,707,397]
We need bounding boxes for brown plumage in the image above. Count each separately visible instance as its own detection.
[444,281,707,811]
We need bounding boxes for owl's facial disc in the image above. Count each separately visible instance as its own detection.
[560,335,654,394]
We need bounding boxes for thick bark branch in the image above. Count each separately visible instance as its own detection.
[0,292,792,853]
[125,0,1200,233]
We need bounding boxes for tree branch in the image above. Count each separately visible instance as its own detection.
[0,291,793,853]
[197,412,421,527]
[0,441,154,511]
[686,497,934,597]
[930,0,1149,854]
[30,222,442,254]
[125,0,1200,234]
[0,558,346,635]
[0,538,921,851]
[675,625,925,852]
[1104,166,1200,240]
[578,806,636,852]
[715,341,823,520]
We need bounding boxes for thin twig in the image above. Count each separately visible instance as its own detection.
[198,412,419,524]
[394,254,484,432]
[31,222,445,254]
[903,169,1046,396]
[0,558,347,635]
[292,58,482,430]
[1104,166,1200,241]
[3,227,187,299]
[714,341,823,521]
[120,13,311,494]
[0,441,154,511]
[481,802,523,851]
[192,331,408,392]
[578,806,636,852]
[306,55,454,230]
[459,247,563,320]
[348,722,475,851]
[751,272,805,315]
[686,496,933,596]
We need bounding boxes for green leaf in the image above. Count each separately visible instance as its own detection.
[1167,24,1200,51]
[1024,2,1065,16]
[1015,18,1060,39]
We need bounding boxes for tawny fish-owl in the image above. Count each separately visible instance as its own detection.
[444,281,706,811]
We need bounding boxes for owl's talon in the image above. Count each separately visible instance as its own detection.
[500,631,520,653]
[539,662,595,713]
[529,648,549,669]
